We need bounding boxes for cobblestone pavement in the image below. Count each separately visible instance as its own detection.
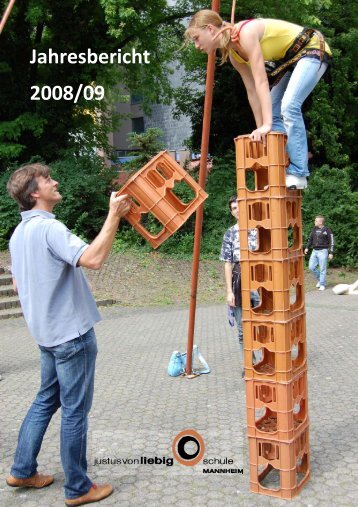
[0,290,357,506]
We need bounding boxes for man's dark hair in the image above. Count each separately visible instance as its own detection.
[228,195,237,211]
[7,163,50,211]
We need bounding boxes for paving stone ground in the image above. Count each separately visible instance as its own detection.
[0,290,357,506]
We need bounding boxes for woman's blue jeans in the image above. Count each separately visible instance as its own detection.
[10,328,98,499]
[271,57,328,177]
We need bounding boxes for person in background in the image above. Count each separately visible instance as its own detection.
[304,215,334,290]
[220,196,260,366]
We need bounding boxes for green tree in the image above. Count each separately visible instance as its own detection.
[175,0,357,168]
[124,128,165,171]
[0,0,114,166]
[0,1,198,170]
[0,153,116,246]
[302,166,358,267]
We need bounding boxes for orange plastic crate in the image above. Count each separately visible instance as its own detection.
[243,338,306,382]
[235,133,301,199]
[242,313,306,353]
[237,167,301,199]
[239,225,303,261]
[241,283,305,322]
[245,371,308,441]
[249,425,310,499]
[116,151,208,249]
[238,196,302,230]
[246,370,307,412]
[235,132,288,170]
[240,256,304,293]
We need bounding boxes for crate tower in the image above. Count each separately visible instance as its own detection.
[235,133,310,499]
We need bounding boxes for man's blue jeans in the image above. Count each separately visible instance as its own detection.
[233,291,260,342]
[271,57,328,177]
[233,291,261,364]
[309,249,329,287]
[10,328,98,499]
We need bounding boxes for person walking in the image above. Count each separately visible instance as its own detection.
[185,9,332,189]
[6,163,130,506]
[304,215,334,290]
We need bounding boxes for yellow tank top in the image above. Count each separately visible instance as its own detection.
[231,19,332,65]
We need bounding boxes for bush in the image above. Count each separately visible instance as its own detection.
[0,153,116,249]
[302,165,358,267]
[201,151,237,256]
[0,168,23,250]
[146,158,358,268]
[50,154,116,240]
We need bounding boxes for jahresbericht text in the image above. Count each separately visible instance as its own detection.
[30,48,150,65]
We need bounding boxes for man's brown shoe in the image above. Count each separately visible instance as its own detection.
[6,472,54,488]
[65,483,113,506]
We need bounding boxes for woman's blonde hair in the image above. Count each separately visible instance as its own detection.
[184,9,232,64]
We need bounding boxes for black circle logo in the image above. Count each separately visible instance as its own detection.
[172,429,205,466]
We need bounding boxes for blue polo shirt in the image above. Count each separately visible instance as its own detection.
[9,210,101,346]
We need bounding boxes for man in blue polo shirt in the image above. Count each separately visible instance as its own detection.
[6,163,130,507]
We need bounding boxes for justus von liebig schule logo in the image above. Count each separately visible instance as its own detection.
[172,429,205,466]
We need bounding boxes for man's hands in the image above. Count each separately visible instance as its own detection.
[249,124,271,144]
[227,290,235,306]
[304,248,309,255]
[109,193,131,219]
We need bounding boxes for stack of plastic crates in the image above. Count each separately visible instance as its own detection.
[235,133,310,499]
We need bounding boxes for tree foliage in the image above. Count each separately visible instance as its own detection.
[1,1,356,268]
[302,166,358,268]
[0,153,115,244]
[175,0,357,169]
[0,0,193,170]
[124,128,165,171]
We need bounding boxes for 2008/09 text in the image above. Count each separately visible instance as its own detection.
[30,84,104,103]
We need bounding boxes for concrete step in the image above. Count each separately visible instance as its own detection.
[96,299,117,307]
[0,298,116,320]
[0,307,23,320]
[0,296,21,311]
[0,286,16,297]
[0,273,12,286]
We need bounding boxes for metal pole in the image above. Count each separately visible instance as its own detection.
[186,0,220,375]
[0,0,16,35]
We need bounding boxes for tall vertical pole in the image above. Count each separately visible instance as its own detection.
[0,0,16,35]
[186,0,221,375]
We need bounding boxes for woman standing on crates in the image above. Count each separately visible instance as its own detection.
[184,10,332,190]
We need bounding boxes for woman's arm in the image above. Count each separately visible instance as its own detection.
[234,23,272,142]
[229,54,263,128]
[240,27,272,140]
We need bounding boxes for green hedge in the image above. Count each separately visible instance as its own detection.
[1,153,356,269]
[0,154,115,246]
[156,158,358,267]
[302,165,358,267]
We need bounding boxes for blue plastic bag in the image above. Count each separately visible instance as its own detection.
[167,345,210,377]
[167,351,186,377]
